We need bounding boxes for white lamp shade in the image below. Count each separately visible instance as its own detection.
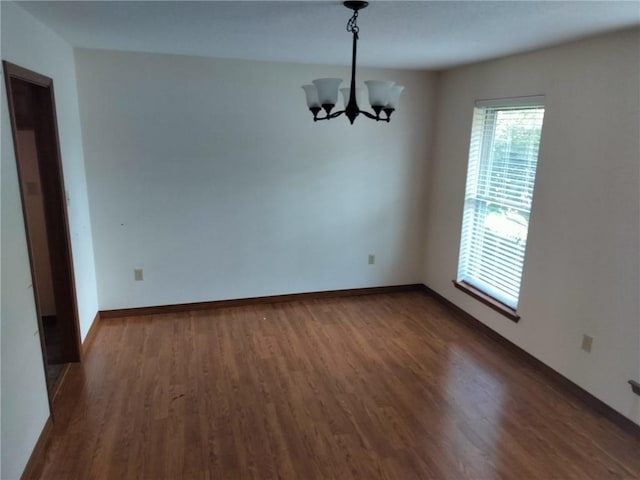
[364,80,395,107]
[312,78,342,105]
[386,85,405,109]
[302,85,320,108]
[340,87,365,108]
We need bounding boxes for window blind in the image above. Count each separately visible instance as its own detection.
[457,98,545,309]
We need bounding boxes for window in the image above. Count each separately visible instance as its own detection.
[456,97,545,317]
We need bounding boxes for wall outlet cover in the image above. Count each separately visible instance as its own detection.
[134,268,144,281]
[581,334,593,353]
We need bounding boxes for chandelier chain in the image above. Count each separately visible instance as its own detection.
[346,10,359,37]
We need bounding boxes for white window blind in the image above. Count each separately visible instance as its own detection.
[457,97,545,310]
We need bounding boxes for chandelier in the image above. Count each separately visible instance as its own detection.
[302,1,404,124]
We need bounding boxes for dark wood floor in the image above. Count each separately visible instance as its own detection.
[38,292,639,479]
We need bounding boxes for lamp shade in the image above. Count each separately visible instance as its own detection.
[312,78,342,105]
[364,80,395,107]
[386,85,405,109]
[302,85,320,108]
[340,87,365,108]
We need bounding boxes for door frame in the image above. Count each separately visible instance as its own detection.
[3,61,83,396]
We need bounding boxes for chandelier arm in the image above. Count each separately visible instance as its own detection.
[313,110,346,121]
[359,110,378,120]
[357,110,391,122]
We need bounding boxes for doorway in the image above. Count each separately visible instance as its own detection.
[3,61,82,400]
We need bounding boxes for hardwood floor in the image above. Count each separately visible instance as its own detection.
[38,292,639,479]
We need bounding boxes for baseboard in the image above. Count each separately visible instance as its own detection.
[49,363,71,404]
[100,284,424,319]
[20,416,53,480]
[419,284,640,439]
[81,311,101,357]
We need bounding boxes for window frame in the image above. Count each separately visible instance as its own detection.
[455,95,545,322]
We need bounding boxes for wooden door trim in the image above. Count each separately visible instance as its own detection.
[3,61,51,399]
[3,61,53,87]
[3,61,83,395]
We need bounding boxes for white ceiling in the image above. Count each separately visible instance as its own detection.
[16,1,640,70]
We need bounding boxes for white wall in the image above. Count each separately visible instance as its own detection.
[75,49,435,310]
[423,28,640,425]
[1,2,99,478]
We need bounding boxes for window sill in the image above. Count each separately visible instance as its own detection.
[452,280,521,322]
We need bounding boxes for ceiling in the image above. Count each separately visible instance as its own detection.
[16,1,640,70]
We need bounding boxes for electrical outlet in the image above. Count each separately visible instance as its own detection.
[368,254,375,265]
[134,268,144,281]
[581,334,593,353]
